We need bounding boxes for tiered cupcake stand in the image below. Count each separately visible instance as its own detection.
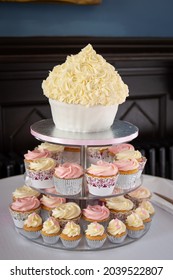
[17,119,150,251]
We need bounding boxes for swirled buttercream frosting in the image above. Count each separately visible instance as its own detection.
[28,158,56,171]
[105,196,133,211]
[129,187,151,199]
[139,200,155,215]
[11,197,40,212]
[113,159,139,171]
[87,160,118,176]
[108,143,134,155]
[126,212,144,227]
[62,221,81,237]
[52,202,81,219]
[82,204,110,221]
[37,142,64,152]
[85,222,105,237]
[42,44,129,106]
[107,219,126,236]
[40,195,66,209]
[135,207,150,220]
[13,185,40,199]
[115,150,142,160]
[24,149,51,160]
[24,212,42,227]
[54,162,83,179]
[42,217,60,234]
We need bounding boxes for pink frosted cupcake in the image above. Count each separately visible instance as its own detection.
[53,162,84,195]
[9,196,41,228]
[40,195,66,221]
[81,204,110,230]
[26,158,56,189]
[108,143,134,161]
[113,158,139,190]
[86,160,119,196]
[24,148,51,169]
[37,142,64,164]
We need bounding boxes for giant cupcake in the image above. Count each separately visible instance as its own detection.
[42,44,129,132]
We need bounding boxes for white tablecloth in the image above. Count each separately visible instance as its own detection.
[0,174,173,260]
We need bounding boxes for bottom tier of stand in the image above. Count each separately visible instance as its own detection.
[16,227,149,251]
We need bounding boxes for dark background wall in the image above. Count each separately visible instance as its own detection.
[0,0,173,37]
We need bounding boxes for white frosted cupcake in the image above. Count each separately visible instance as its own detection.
[108,143,134,161]
[26,158,56,189]
[87,146,111,165]
[40,195,66,221]
[135,207,152,230]
[23,212,42,239]
[12,185,40,201]
[52,202,81,228]
[53,162,84,195]
[107,218,127,243]
[85,222,107,248]
[86,160,119,196]
[24,148,51,169]
[37,142,64,164]
[60,221,82,248]
[139,200,155,219]
[41,217,61,244]
[126,186,152,207]
[125,212,145,239]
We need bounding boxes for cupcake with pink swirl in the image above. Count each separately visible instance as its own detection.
[86,160,119,196]
[81,204,110,231]
[113,158,139,190]
[108,143,134,161]
[107,218,127,244]
[9,196,41,228]
[37,142,64,164]
[24,148,51,169]
[23,212,43,239]
[40,195,66,221]
[53,162,84,195]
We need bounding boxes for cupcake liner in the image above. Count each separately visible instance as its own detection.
[42,234,60,244]
[144,221,152,231]
[23,230,41,239]
[26,169,54,189]
[87,149,111,165]
[60,237,81,248]
[116,173,138,190]
[40,208,51,222]
[86,173,118,196]
[136,157,147,179]
[54,176,83,195]
[110,211,132,223]
[107,232,127,244]
[86,237,106,248]
[127,228,145,239]
[9,207,41,228]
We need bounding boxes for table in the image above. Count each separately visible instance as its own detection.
[0,174,173,260]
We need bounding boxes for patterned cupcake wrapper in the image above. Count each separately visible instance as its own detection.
[127,228,145,239]
[86,174,118,196]
[54,176,83,195]
[86,237,106,248]
[107,232,127,244]
[23,230,41,239]
[9,207,41,228]
[116,173,138,190]
[60,237,81,248]
[110,211,133,223]
[42,234,60,244]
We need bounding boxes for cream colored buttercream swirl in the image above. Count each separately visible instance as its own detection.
[115,150,142,160]
[11,197,40,212]
[126,212,144,227]
[82,204,110,221]
[24,212,42,227]
[42,217,60,234]
[29,158,56,171]
[135,207,150,220]
[129,187,151,199]
[87,160,118,176]
[85,222,105,236]
[108,143,134,155]
[54,162,83,179]
[62,221,81,237]
[40,195,66,208]
[113,159,139,171]
[52,202,81,219]
[105,196,133,211]
[38,142,64,152]
[42,44,129,106]
[107,219,126,236]
[13,185,40,199]
[24,149,51,160]
[139,201,155,215]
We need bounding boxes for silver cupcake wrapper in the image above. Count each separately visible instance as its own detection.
[60,237,81,248]
[86,237,106,248]
[116,173,138,190]
[54,176,83,195]
[127,228,145,239]
[107,232,127,244]
[42,234,60,244]
[23,230,41,239]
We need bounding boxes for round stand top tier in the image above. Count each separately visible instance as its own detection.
[31,119,138,146]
